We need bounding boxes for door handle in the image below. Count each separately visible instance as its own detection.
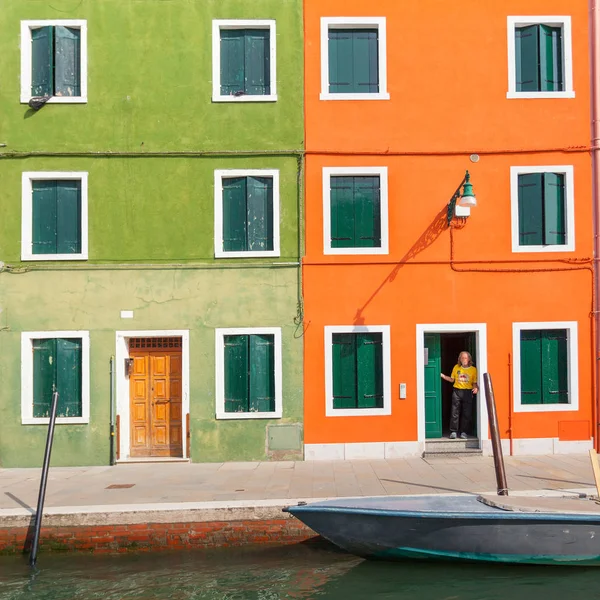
[153,399,171,404]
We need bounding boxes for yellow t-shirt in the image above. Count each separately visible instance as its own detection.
[451,365,477,390]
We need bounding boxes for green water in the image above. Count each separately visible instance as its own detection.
[1,542,599,599]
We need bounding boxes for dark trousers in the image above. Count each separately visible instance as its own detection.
[450,388,473,434]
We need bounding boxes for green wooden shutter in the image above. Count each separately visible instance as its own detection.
[55,338,82,417]
[515,25,540,92]
[356,333,383,408]
[518,173,544,246]
[330,177,355,248]
[543,173,566,245]
[520,330,543,404]
[222,177,247,252]
[249,334,275,412]
[328,29,353,93]
[54,26,81,97]
[353,30,378,93]
[542,330,569,404]
[31,26,53,97]
[220,29,245,95]
[246,177,273,251]
[332,334,357,408]
[245,30,270,95]
[56,180,82,254]
[33,338,56,418]
[540,25,564,92]
[224,335,249,412]
[354,176,381,248]
[32,180,58,255]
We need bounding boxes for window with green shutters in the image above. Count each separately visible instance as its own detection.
[30,25,81,97]
[220,29,270,96]
[332,333,384,410]
[508,17,573,98]
[328,28,379,94]
[330,176,381,249]
[32,338,83,418]
[321,18,389,100]
[216,170,280,257]
[519,329,569,405]
[213,21,276,101]
[517,172,566,247]
[31,180,82,255]
[515,24,564,93]
[223,334,276,414]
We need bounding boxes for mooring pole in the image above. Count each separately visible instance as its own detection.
[483,373,508,496]
[29,390,59,567]
[109,356,116,466]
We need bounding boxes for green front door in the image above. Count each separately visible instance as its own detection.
[424,333,442,438]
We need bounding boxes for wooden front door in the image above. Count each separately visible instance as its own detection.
[129,338,183,457]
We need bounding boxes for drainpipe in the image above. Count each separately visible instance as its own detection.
[592,0,600,451]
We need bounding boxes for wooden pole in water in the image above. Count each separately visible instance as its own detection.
[589,449,600,499]
[483,373,508,496]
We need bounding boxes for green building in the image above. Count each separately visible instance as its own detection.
[0,0,304,467]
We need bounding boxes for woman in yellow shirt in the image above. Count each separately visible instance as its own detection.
[441,351,478,440]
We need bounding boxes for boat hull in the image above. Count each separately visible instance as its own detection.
[287,495,600,566]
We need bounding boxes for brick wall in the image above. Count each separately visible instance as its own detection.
[0,519,316,555]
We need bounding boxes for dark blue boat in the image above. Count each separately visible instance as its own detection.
[285,494,600,566]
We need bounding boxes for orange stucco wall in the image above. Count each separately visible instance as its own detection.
[303,0,594,446]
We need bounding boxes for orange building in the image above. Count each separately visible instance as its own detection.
[302,0,595,459]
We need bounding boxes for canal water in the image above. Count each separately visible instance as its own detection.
[1,541,599,599]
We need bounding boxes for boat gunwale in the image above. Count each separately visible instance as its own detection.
[287,505,600,522]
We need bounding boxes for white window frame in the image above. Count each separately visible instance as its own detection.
[212,19,277,103]
[21,171,89,261]
[214,169,280,258]
[20,20,88,104]
[512,321,579,413]
[506,16,574,99]
[215,327,283,420]
[510,165,575,253]
[320,17,389,101]
[325,325,391,417]
[323,167,389,255]
[21,330,91,425]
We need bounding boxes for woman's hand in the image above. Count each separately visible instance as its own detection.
[472,385,479,395]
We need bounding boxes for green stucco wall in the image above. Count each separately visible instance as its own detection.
[0,157,300,264]
[0,267,303,467]
[0,0,304,152]
[0,0,305,467]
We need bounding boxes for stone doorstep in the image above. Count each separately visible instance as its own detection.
[423,438,482,458]
[422,450,483,459]
[425,438,481,450]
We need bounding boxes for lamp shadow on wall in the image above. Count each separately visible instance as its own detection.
[354,206,458,325]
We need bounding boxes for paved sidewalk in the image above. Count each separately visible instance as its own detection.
[0,454,595,512]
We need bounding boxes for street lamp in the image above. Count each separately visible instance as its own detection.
[447,170,477,225]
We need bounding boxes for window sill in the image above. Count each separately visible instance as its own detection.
[212,94,278,103]
[215,250,280,258]
[320,92,390,101]
[21,96,88,104]
[325,407,391,417]
[513,403,577,413]
[512,244,575,253]
[22,417,89,425]
[324,247,389,256]
[215,411,282,420]
[506,91,575,99]
[21,253,88,261]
